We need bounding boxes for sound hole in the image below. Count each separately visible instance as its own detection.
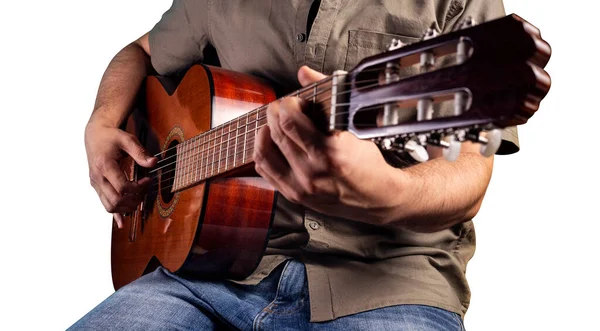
[160,140,179,204]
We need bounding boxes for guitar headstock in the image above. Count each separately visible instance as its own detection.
[337,14,551,162]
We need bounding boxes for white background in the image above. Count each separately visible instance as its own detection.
[0,1,597,330]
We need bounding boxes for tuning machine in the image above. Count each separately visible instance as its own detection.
[463,128,502,157]
[455,17,478,31]
[421,23,440,41]
[477,129,502,157]
[378,132,464,164]
[378,135,429,163]
[388,38,406,51]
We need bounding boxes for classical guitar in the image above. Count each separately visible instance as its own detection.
[111,14,551,289]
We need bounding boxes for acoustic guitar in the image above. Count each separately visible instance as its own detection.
[111,14,551,290]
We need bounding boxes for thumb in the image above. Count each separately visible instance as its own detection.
[297,65,328,87]
[118,132,157,168]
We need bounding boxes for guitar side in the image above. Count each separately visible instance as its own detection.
[111,65,277,290]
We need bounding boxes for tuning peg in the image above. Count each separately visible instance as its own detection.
[388,38,406,51]
[455,17,478,31]
[479,129,502,157]
[405,140,429,163]
[442,135,462,161]
[422,23,440,41]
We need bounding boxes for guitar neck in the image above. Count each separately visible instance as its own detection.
[171,76,338,192]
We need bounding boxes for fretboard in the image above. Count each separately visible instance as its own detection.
[171,77,335,192]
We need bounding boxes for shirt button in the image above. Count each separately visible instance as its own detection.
[309,221,320,230]
[296,33,306,42]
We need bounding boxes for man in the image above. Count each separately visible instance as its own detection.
[74,0,519,329]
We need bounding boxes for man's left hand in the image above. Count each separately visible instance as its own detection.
[253,66,412,225]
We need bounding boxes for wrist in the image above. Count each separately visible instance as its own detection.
[88,110,122,129]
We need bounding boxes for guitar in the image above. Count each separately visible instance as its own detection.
[111,14,551,290]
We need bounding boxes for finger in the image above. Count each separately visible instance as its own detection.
[114,196,143,213]
[97,177,121,212]
[278,97,326,156]
[254,126,302,195]
[100,189,143,213]
[103,160,140,195]
[118,132,158,168]
[136,176,153,192]
[113,213,123,229]
[266,101,313,175]
[298,66,328,87]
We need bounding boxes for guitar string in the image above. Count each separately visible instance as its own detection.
[149,59,437,162]
[150,77,385,170]
[134,68,448,194]
[145,77,415,185]
[146,114,396,194]
[149,74,380,161]
[147,98,386,177]
[148,108,386,180]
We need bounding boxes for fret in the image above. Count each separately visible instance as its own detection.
[238,115,246,165]
[182,143,187,188]
[211,130,216,176]
[253,110,259,162]
[183,140,189,188]
[231,123,236,170]
[214,130,218,175]
[212,128,221,176]
[228,122,235,170]
[206,131,215,178]
[183,140,189,187]
[193,136,199,183]
[224,124,230,172]
[188,140,193,186]
[218,127,223,174]
[189,139,195,184]
[200,134,208,179]
[175,144,181,191]
[205,131,210,179]
[196,135,204,181]
[233,118,238,168]
[243,112,249,163]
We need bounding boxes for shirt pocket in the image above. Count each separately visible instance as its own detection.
[343,30,420,72]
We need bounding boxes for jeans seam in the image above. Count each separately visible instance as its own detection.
[453,313,466,331]
[252,260,292,331]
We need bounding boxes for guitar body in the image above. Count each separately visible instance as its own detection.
[111,65,277,290]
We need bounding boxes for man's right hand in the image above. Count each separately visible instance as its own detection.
[85,121,157,226]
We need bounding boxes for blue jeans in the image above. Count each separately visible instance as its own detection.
[69,260,465,330]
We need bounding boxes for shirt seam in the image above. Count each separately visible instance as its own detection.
[318,1,342,72]
[206,0,214,45]
[181,0,203,52]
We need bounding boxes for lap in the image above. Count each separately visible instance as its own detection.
[68,267,227,331]
[69,261,465,331]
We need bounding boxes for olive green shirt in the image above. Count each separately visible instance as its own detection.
[150,0,519,322]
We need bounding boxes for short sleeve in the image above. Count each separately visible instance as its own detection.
[149,0,210,76]
[443,0,520,154]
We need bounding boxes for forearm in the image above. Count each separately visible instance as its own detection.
[89,35,152,128]
[388,151,494,232]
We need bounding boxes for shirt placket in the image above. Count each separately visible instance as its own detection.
[294,1,314,70]
[303,0,342,72]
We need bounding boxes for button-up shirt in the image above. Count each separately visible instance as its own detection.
[150,0,519,322]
